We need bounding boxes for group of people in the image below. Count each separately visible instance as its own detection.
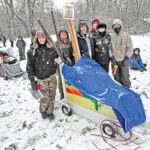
[0,33,26,61]
[26,18,147,121]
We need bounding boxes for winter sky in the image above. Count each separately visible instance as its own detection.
[53,0,77,9]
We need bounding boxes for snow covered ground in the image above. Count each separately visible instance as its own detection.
[0,35,150,150]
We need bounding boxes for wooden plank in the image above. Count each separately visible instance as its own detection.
[67,20,81,61]
[70,20,81,59]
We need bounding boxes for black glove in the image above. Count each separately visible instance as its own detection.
[66,57,73,66]
[110,57,116,65]
[31,81,36,91]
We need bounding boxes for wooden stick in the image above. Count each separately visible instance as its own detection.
[67,20,81,61]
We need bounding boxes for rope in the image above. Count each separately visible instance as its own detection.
[90,120,144,150]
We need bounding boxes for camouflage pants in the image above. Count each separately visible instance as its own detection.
[18,49,25,61]
[38,74,57,114]
[113,59,131,88]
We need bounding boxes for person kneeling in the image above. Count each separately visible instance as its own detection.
[129,48,147,72]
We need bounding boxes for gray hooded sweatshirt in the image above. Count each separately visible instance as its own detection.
[110,19,133,61]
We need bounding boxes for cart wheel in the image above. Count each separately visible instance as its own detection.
[102,123,116,138]
[62,105,72,116]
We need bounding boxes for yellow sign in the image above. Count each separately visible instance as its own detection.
[63,4,74,20]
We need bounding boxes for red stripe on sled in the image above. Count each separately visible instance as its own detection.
[66,88,83,96]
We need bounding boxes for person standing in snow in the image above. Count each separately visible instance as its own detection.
[56,28,74,100]
[77,20,94,59]
[89,18,101,39]
[94,22,111,72]
[16,36,26,61]
[129,48,147,72]
[110,19,133,88]
[9,35,15,48]
[26,31,58,120]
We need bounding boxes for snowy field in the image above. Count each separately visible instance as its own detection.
[0,35,150,150]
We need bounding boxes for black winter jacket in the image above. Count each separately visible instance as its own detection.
[56,40,74,66]
[77,33,94,59]
[94,32,111,65]
[26,43,58,82]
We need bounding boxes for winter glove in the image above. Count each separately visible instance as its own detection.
[55,57,63,65]
[112,65,118,75]
[66,57,73,66]
[31,81,36,91]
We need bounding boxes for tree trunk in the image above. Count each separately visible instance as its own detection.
[4,0,30,36]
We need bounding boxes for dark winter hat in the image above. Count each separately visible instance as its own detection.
[77,20,89,33]
[97,22,107,30]
[112,19,122,28]
[92,18,101,25]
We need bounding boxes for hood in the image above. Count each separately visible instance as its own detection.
[31,31,52,55]
[112,19,123,28]
[133,48,140,54]
[58,28,69,41]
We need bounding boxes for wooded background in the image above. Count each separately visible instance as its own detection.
[1,0,150,38]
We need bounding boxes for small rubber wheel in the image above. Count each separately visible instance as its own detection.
[62,105,72,116]
[102,123,116,138]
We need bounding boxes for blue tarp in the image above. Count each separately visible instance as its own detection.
[62,55,146,133]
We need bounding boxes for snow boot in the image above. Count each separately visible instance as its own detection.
[41,112,47,119]
[143,67,147,71]
[47,113,55,120]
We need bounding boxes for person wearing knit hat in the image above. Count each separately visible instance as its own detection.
[26,30,58,121]
[90,18,101,39]
[77,19,94,59]
[93,22,111,72]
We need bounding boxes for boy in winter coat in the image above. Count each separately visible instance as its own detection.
[110,19,133,88]
[129,48,147,72]
[16,36,26,61]
[89,18,101,39]
[94,22,111,72]
[56,28,74,100]
[26,31,58,120]
[77,20,94,59]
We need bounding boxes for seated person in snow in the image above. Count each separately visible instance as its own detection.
[129,48,147,72]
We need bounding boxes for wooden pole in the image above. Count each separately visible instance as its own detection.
[67,20,81,62]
